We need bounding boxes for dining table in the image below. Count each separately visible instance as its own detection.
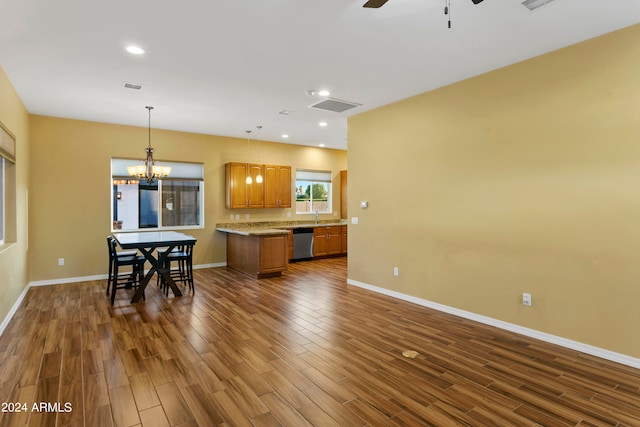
[112,231,197,303]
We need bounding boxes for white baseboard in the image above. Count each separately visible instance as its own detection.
[194,262,227,269]
[26,262,227,288]
[29,274,108,287]
[346,278,640,369]
[0,284,31,336]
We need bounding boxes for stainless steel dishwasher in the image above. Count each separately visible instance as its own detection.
[292,228,314,260]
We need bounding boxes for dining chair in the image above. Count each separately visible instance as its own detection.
[157,243,195,295]
[106,236,146,304]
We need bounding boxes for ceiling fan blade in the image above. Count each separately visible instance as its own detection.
[363,0,389,8]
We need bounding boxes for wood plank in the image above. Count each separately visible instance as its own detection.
[138,405,170,427]
[108,384,140,427]
[179,383,224,426]
[259,392,313,427]
[155,382,194,426]
[129,372,161,411]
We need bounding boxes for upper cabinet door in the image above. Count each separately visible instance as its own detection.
[226,162,249,209]
[248,164,264,208]
[264,165,291,208]
[276,165,291,208]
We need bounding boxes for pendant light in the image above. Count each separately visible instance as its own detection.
[245,130,253,184]
[255,125,263,184]
[127,106,171,183]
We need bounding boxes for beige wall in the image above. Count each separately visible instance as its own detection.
[0,67,30,326]
[347,24,640,358]
[28,115,346,282]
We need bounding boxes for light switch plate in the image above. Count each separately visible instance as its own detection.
[351,217,359,224]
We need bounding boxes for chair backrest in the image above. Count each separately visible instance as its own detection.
[178,243,194,257]
[106,235,117,262]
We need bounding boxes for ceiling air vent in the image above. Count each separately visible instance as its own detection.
[521,0,558,11]
[308,98,361,113]
[123,82,143,90]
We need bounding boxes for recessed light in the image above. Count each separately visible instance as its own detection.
[306,89,330,97]
[319,144,326,147]
[319,121,328,127]
[281,134,289,139]
[126,45,145,55]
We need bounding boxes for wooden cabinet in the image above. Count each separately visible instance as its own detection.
[286,229,293,260]
[314,226,342,257]
[226,163,249,209]
[225,163,264,209]
[341,225,347,254]
[226,162,291,209]
[248,164,264,208]
[226,233,288,278]
[264,165,292,208]
[340,170,347,219]
[313,228,327,257]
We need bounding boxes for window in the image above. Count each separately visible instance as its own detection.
[111,159,204,231]
[295,169,332,214]
[0,123,16,246]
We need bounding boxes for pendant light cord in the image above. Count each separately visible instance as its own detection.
[146,106,153,149]
[246,130,252,155]
[444,0,452,28]
[256,125,262,163]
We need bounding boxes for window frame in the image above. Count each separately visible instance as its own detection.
[111,158,205,232]
[0,122,16,247]
[295,169,333,215]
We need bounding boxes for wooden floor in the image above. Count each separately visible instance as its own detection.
[1,257,639,427]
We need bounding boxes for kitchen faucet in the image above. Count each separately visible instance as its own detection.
[315,209,319,224]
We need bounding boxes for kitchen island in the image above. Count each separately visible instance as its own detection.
[216,220,347,278]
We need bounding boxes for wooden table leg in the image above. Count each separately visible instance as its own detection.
[130,246,183,303]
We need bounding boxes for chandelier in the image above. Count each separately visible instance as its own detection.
[127,106,171,183]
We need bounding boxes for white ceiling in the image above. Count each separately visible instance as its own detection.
[1,0,639,151]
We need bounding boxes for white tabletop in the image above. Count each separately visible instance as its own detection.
[113,231,196,247]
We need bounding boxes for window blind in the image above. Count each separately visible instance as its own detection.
[0,123,16,163]
[296,170,332,182]
[111,158,204,180]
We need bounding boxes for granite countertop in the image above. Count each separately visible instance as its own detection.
[215,220,347,236]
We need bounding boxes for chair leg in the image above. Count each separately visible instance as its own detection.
[106,259,113,296]
[137,262,145,301]
[111,264,118,305]
[188,257,194,293]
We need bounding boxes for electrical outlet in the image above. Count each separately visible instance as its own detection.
[522,293,532,306]
[393,267,399,276]
[58,258,64,266]
[351,217,359,224]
